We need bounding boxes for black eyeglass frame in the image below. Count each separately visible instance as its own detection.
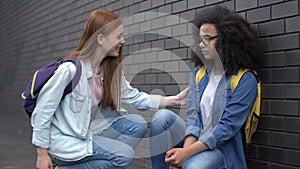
[195,35,218,46]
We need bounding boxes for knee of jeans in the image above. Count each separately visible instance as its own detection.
[128,114,147,135]
[114,145,135,168]
[182,160,202,169]
[151,109,177,127]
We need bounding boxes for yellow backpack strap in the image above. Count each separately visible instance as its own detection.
[195,67,206,84]
[231,69,261,146]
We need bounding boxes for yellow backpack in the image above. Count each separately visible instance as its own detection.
[195,67,261,148]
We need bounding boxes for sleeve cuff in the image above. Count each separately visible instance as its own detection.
[32,129,50,148]
[198,131,217,149]
[185,126,200,138]
[149,95,163,109]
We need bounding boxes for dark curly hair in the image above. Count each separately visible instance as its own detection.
[191,5,262,74]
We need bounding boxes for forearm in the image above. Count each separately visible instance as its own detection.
[160,96,176,107]
[183,141,208,159]
[183,135,197,148]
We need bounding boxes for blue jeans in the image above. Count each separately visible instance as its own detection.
[51,114,147,169]
[150,109,225,169]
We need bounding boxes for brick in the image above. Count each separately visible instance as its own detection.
[158,27,172,39]
[261,52,285,67]
[286,84,300,99]
[157,73,172,84]
[158,4,172,14]
[284,150,300,166]
[151,0,165,8]
[286,16,300,33]
[253,130,270,145]
[270,67,299,83]
[145,33,158,41]
[144,74,157,84]
[140,21,152,32]
[165,61,179,72]
[151,17,165,29]
[128,3,140,15]
[259,20,284,36]
[271,163,299,169]
[171,72,188,84]
[133,12,145,24]
[272,1,299,19]
[172,23,188,36]
[262,84,285,99]
[139,0,151,11]
[258,146,285,163]
[285,117,300,133]
[261,100,270,114]
[259,115,284,131]
[286,50,300,66]
[258,69,271,83]
[128,44,139,54]
[187,0,204,9]
[271,34,299,51]
[166,0,180,3]
[248,159,271,169]
[151,39,164,49]
[139,42,151,51]
[258,37,272,52]
[123,0,135,7]
[236,0,257,12]
[165,84,180,95]
[205,0,223,5]
[132,74,145,84]
[144,52,157,63]
[165,38,180,49]
[270,100,299,116]
[112,0,123,10]
[179,9,196,23]
[172,0,187,13]
[172,47,188,60]
[270,132,300,149]
[157,50,172,61]
[247,6,271,23]
[258,0,283,6]
[134,53,145,64]
[133,34,145,44]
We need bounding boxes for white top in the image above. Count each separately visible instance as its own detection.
[200,69,223,134]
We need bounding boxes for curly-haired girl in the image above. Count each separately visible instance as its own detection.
[150,5,261,169]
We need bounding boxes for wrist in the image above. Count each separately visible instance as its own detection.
[37,147,48,156]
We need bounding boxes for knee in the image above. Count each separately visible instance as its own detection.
[114,144,135,168]
[151,109,178,128]
[127,114,147,136]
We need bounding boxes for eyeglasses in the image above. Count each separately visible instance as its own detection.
[195,35,218,46]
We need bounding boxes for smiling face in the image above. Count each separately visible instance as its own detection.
[103,24,125,57]
[199,23,218,60]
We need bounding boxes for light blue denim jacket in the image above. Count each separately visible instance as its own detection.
[185,66,258,169]
[31,60,162,161]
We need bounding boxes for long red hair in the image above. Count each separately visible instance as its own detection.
[68,10,123,110]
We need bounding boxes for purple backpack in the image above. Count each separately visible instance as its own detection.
[21,58,82,118]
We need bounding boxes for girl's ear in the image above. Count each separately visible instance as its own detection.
[97,34,104,46]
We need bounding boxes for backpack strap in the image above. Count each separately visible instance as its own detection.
[61,58,82,99]
[195,66,206,84]
[231,69,261,146]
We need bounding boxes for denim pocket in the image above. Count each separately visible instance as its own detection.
[70,91,85,113]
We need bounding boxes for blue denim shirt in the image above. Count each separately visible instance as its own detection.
[31,60,162,161]
[185,66,258,169]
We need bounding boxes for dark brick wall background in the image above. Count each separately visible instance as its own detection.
[0,0,299,168]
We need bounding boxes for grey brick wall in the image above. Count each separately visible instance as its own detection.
[1,0,300,168]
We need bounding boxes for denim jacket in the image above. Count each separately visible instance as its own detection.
[31,60,162,161]
[185,66,258,169]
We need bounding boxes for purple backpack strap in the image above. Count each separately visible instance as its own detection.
[61,58,82,98]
